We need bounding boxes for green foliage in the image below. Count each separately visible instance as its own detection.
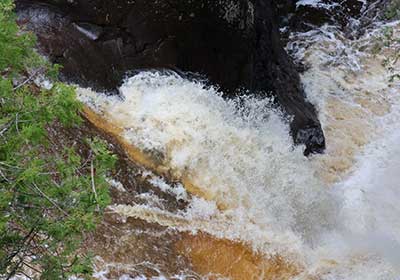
[0,2,115,279]
[0,0,36,74]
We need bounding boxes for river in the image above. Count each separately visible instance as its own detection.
[75,2,400,279]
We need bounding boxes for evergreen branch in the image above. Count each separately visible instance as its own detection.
[31,182,69,217]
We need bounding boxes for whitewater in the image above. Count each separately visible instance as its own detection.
[75,6,400,280]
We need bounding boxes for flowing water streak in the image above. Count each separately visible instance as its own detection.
[288,20,400,183]
[76,19,400,280]
[286,17,400,279]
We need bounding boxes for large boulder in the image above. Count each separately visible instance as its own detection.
[16,0,325,154]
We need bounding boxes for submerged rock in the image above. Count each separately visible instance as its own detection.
[292,0,364,31]
[278,0,383,35]
[16,0,325,154]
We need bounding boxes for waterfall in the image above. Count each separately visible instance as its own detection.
[76,6,400,280]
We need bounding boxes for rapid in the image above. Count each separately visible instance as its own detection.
[75,1,400,279]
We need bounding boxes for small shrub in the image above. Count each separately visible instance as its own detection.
[0,2,114,279]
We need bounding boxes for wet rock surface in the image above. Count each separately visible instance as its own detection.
[277,0,385,35]
[16,0,326,154]
[290,0,364,31]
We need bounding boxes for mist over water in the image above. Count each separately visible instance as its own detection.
[76,4,400,279]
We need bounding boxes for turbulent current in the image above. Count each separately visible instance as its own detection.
[75,4,400,280]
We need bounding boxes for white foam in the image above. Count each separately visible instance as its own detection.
[147,175,188,201]
[296,0,338,10]
[78,72,339,259]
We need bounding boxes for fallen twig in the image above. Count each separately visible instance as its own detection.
[0,120,13,136]
[15,113,19,133]
[31,182,69,216]
[0,169,10,182]
[13,68,43,91]
[90,159,99,211]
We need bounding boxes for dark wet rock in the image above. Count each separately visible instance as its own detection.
[275,0,297,16]
[16,0,325,154]
[283,0,368,33]
[253,0,325,153]
[275,0,297,28]
[296,125,326,156]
